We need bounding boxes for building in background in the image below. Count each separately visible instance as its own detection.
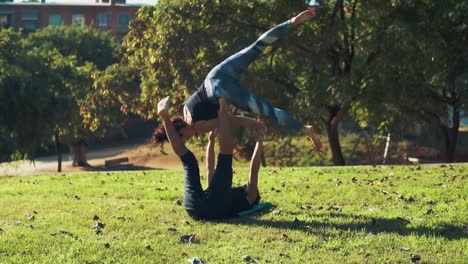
[0,0,147,41]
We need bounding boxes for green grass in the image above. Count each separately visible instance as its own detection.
[0,165,467,263]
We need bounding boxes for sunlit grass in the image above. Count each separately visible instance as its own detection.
[0,164,467,263]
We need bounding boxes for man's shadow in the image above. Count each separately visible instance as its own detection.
[224,211,467,241]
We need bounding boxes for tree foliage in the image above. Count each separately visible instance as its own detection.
[121,0,308,119]
[121,0,398,164]
[119,0,317,159]
[368,0,468,162]
[2,0,467,164]
[0,26,119,161]
[25,26,117,70]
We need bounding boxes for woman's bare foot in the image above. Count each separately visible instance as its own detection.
[291,7,317,25]
[305,125,322,149]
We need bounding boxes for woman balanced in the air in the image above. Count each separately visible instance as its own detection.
[154,7,322,149]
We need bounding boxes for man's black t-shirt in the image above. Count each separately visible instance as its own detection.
[180,151,254,220]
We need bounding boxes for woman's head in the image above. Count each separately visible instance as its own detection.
[151,117,195,148]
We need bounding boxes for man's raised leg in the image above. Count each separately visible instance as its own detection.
[204,98,235,216]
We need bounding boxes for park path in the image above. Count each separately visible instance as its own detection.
[0,140,182,177]
[1,139,462,177]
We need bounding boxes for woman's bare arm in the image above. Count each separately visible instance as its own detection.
[193,115,259,134]
[193,119,219,134]
[158,97,189,157]
[230,115,259,128]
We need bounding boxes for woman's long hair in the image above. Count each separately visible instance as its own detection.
[151,117,188,149]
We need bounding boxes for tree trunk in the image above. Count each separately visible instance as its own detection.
[70,139,90,167]
[55,131,62,173]
[70,143,78,167]
[327,123,346,165]
[444,107,460,163]
[363,131,375,165]
[326,107,346,165]
[349,133,363,162]
[261,152,266,167]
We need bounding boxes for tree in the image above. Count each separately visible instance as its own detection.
[0,29,41,160]
[119,0,403,165]
[0,26,119,171]
[22,25,119,170]
[263,0,403,165]
[120,0,310,158]
[371,0,468,162]
[25,25,117,70]
[0,29,82,166]
[86,63,141,135]
[121,0,295,119]
[119,0,465,165]
[410,0,468,162]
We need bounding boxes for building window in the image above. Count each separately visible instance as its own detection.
[21,10,38,32]
[96,13,110,27]
[48,14,62,26]
[0,12,14,29]
[72,14,85,28]
[117,14,130,28]
[0,15,6,28]
[21,10,38,21]
[96,0,125,3]
[22,21,37,31]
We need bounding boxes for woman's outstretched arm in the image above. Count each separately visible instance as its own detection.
[193,115,260,134]
[157,97,189,157]
[230,116,260,128]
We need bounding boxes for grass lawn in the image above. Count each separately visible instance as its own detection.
[0,164,467,263]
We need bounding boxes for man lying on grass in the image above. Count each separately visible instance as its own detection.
[157,96,264,220]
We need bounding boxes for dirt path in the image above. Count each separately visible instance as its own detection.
[0,141,183,176]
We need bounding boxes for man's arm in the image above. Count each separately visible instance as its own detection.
[206,130,216,185]
[158,97,189,157]
[246,123,264,204]
[217,98,234,155]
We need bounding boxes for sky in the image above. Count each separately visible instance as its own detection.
[13,0,158,4]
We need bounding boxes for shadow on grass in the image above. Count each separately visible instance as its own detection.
[225,212,467,241]
[78,164,160,172]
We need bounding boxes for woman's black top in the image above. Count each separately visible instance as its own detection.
[184,84,219,123]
